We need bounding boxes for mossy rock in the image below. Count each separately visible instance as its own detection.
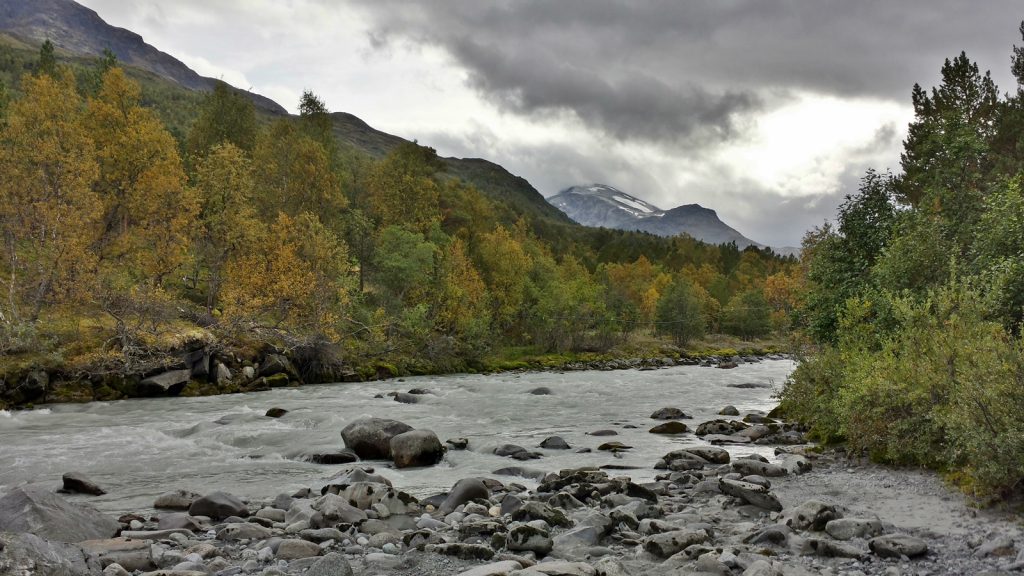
[264,373,290,388]
[48,380,94,403]
[93,384,122,401]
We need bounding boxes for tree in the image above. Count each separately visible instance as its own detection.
[186,81,258,161]
[37,40,57,78]
[220,212,348,339]
[0,71,101,325]
[298,90,336,157]
[721,289,772,339]
[475,225,532,332]
[86,67,198,287]
[366,142,442,232]
[84,48,118,96]
[435,238,491,350]
[372,226,436,307]
[655,277,705,346]
[252,120,347,224]
[193,143,260,311]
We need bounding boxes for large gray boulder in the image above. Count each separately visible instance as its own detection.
[719,478,783,512]
[187,491,248,520]
[0,531,103,576]
[390,430,444,468]
[0,487,119,543]
[138,370,190,396]
[341,417,414,459]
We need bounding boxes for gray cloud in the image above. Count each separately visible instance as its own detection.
[353,0,1022,146]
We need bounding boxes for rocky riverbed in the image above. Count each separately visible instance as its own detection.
[2,403,1022,576]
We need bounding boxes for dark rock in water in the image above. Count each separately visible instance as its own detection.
[153,489,199,510]
[0,486,119,543]
[717,361,739,369]
[650,407,690,420]
[600,464,641,470]
[588,429,618,436]
[649,421,689,435]
[718,405,740,416]
[304,449,359,465]
[528,387,553,395]
[393,392,419,404]
[138,369,190,396]
[61,472,105,496]
[743,413,772,424]
[407,388,431,395]
[539,436,571,450]
[494,444,541,460]
[390,429,444,468]
[492,467,548,481]
[420,493,448,509]
[340,417,414,459]
[188,491,248,520]
[729,382,770,389]
[446,437,469,450]
[696,419,749,436]
[439,478,489,515]
[598,442,632,451]
[265,407,288,418]
[0,531,103,576]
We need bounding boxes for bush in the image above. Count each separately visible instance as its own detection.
[721,289,772,339]
[781,278,1024,497]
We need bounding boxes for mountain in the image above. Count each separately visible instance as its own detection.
[0,0,286,115]
[548,184,763,249]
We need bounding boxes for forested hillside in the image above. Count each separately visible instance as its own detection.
[0,40,796,408]
[780,23,1024,499]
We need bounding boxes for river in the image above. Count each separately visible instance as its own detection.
[0,359,794,515]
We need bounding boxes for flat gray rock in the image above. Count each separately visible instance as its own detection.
[0,486,119,543]
[0,531,103,576]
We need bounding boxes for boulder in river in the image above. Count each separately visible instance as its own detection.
[588,429,618,436]
[718,405,740,416]
[390,429,444,468]
[446,437,469,450]
[539,436,571,450]
[494,444,541,460]
[649,421,689,434]
[393,392,419,404]
[439,478,489,515]
[650,407,690,420]
[528,387,553,395]
[265,407,288,418]
[61,472,106,496]
[304,449,359,465]
[0,531,103,575]
[0,485,119,543]
[340,417,414,459]
[187,491,248,520]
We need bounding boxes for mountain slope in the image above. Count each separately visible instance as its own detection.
[548,184,762,248]
[0,0,286,115]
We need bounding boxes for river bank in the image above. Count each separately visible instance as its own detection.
[1,370,1020,576]
[0,329,789,411]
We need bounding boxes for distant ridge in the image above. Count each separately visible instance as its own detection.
[0,0,286,115]
[548,184,764,249]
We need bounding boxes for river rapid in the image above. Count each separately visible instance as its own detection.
[0,359,793,515]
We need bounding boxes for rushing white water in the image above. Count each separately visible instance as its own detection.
[0,360,794,514]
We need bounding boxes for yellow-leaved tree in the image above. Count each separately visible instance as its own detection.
[86,67,198,287]
[0,71,101,328]
[220,212,349,341]
[193,143,260,312]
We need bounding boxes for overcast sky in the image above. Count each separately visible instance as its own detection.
[77,1,1023,246]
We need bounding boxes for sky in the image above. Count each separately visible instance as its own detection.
[76,1,1023,247]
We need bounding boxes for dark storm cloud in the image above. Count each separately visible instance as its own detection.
[352,0,1022,146]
